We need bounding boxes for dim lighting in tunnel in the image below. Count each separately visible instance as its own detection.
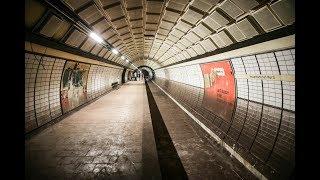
[111,48,119,55]
[89,32,103,44]
[121,56,125,60]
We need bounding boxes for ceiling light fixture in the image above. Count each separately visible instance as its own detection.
[89,32,103,44]
[121,56,125,60]
[111,48,119,55]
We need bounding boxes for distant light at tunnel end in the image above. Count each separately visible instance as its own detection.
[89,32,103,44]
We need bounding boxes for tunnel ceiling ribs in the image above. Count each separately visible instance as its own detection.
[26,0,294,69]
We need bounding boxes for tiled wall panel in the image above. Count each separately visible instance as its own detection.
[282,81,295,111]
[267,110,295,171]
[154,48,295,179]
[248,80,263,103]
[34,57,54,126]
[87,65,123,100]
[251,106,281,161]
[25,53,39,132]
[25,52,123,133]
[238,101,262,150]
[87,65,98,100]
[228,98,248,141]
[155,64,204,88]
[49,59,65,119]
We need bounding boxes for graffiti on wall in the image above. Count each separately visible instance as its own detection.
[61,61,90,112]
[200,60,236,122]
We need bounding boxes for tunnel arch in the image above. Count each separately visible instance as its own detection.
[133,66,155,81]
[25,0,295,179]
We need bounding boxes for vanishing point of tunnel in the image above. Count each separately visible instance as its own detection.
[25,0,295,179]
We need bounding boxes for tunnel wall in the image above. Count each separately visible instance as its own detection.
[154,45,295,178]
[25,52,123,133]
[124,69,133,82]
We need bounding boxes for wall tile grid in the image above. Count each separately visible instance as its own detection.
[154,48,295,178]
[88,65,108,100]
[25,53,40,132]
[34,56,54,126]
[49,58,65,119]
[25,52,123,133]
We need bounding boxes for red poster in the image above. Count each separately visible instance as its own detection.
[200,60,235,122]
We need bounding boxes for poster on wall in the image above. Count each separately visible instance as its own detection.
[200,60,236,122]
[61,61,90,113]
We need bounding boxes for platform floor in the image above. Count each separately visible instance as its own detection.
[26,80,256,179]
[25,81,160,179]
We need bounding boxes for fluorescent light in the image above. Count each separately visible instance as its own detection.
[111,48,119,55]
[121,56,125,60]
[89,32,103,43]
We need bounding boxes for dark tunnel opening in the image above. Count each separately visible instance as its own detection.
[133,66,155,81]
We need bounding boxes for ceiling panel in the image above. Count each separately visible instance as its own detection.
[40,15,63,38]
[193,23,212,38]
[30,0,294,68]
[270,0,295,25]
[252,6,282,32]
[78,5,102,24]
[226,23,246,42]
[182,8,203,25]
[65,29,87,48]
[219,0,244,19]
[236,18,260,38]
[64,0,91,10]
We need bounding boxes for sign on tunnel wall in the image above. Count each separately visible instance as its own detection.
[200,60,236,122]
[61,61,90,113]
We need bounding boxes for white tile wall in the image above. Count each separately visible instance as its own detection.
[155,48,295,112]
[231,57,246,76]
[263,80,282,108]
[236,79,249,99]
[49,59,65,119]
[87,65,123,100]
[25,52,124,133]
[155,69,166,78]
[248,79,263,103]
[34,57,55,126]
[243,55,260,74]
[25,53,39,131]
[282,81,295,111]
[256,53,279,75]
[275,49,295,75]
[161,64,204,88]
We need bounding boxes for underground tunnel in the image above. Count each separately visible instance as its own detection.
[25,0,295,179]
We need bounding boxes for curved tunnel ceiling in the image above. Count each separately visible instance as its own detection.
[26,0,294,69]
[134,59,162,69]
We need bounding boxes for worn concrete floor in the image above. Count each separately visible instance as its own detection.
[26,80,257,180]
[25,81,160,179]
